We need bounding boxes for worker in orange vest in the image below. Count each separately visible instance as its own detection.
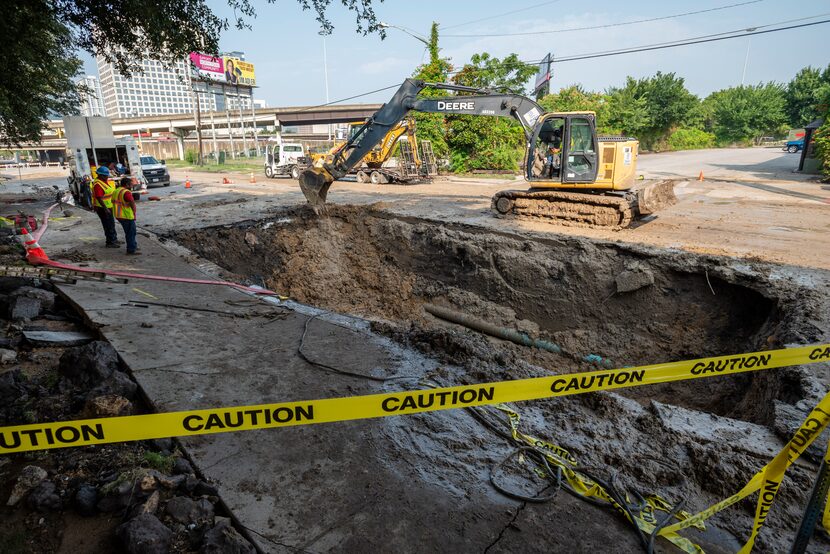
[91,166,119,247]
[112,177,139,255]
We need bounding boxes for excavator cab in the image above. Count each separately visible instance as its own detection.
[527,113,599,186]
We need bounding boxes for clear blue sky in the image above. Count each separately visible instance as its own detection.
[81,0,830,107]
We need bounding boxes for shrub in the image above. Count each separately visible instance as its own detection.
[813,120,830,178]
[184,149,199,164]
[667,128,716,151]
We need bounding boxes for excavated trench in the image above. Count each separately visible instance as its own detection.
[170,205,807,425]
[168,205,829,552]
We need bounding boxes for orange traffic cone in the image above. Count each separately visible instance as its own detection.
[698,171,704,181]
[222,177,233,184]
[249,172,256,184]
[185,175,192,189]
[18,228,48,264]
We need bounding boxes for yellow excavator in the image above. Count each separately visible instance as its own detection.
[299,79,676,227]
[311,118,437,184]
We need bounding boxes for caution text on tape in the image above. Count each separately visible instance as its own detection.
[0,344,828,454]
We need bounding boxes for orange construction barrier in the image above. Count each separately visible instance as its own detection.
[249,172,256,184]
[185,176,192,189]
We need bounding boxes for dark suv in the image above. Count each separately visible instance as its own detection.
[140,155,171,187]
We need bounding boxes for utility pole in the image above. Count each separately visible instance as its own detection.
[250,88,260,156]
[223,84,236,159]
[319,30,331,141]
[236,84,248,156]
[193,86,204,165]
[187,57,204,164]
[210,104,218,159]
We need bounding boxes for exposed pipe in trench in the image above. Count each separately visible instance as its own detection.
[424,303,562,354]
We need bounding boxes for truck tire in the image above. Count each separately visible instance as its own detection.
[356,171,368,183]
[370,171,388,184]
[291,166,301,180]
[265,166,274,178]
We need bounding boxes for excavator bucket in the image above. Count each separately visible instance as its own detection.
[635,179,677,215]
[298,168,333,212]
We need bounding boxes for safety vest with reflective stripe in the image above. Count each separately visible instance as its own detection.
[91,178,115,209]
[111,187,135,220]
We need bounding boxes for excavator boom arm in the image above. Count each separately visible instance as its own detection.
[299,78,545,209]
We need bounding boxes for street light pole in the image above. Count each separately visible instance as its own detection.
[378,22,430,46]
[319,29,331,141]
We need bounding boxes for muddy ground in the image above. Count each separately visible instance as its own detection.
[170,204,830,553]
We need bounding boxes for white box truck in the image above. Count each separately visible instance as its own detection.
[64,116,147,207]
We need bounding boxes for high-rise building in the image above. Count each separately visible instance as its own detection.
[97,54,253,119]
[75,75,106,117]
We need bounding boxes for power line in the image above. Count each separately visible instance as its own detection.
[555,17,830,62]
[441,0,564,31]
[439,14,830,77]
[297,83,401,111]
[295,14,830,110]
[442,0,766,37]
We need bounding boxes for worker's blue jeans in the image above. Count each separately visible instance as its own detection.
[118,219,137,253]
[94,207,118,245]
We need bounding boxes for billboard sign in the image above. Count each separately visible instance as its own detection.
[533,53,552,97]
[223,57,256,87]
[189,53,225,82]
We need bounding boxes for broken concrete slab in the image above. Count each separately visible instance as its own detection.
[8,295,41,320]
[22,329,95,346]
[11,286,56,311]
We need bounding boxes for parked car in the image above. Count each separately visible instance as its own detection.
[784,138,804,153]
[140,155,171,187]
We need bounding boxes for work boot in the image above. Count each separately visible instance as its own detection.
[105,242,121,248]
[126,251,141,256]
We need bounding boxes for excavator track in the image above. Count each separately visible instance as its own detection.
[491,180,676,229]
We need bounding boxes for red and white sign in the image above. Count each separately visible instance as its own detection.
[189,53,225,82]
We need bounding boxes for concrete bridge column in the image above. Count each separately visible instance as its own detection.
[170,122,185,161]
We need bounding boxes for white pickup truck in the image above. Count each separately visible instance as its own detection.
[264,138,308,180]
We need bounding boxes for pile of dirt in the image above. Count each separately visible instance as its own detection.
[170,205,830,553]
[0,277,256,554]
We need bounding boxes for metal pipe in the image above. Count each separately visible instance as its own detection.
[424,303,561,354]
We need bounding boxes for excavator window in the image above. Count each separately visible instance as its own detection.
[562,116,598,183]
[529,117,564,180]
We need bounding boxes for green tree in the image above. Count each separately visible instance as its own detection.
[785,65,830,127]
[604,87,650,137]
[606,73,698,148]
[410,22,453,157]
[2,0,381,144]
[452,53,535,93]
[0,0,83,144]
[446,53,536,172]
[704,83,787,144]
[538,85,614,133]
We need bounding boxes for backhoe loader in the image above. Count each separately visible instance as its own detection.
[299,79,676,228]
[311,118,437,184]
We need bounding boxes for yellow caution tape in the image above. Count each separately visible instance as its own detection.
[659,388,830,552]
[496,405,704,554]
[0,343,828,455]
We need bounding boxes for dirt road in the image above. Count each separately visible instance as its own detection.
[111,146,829,270]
